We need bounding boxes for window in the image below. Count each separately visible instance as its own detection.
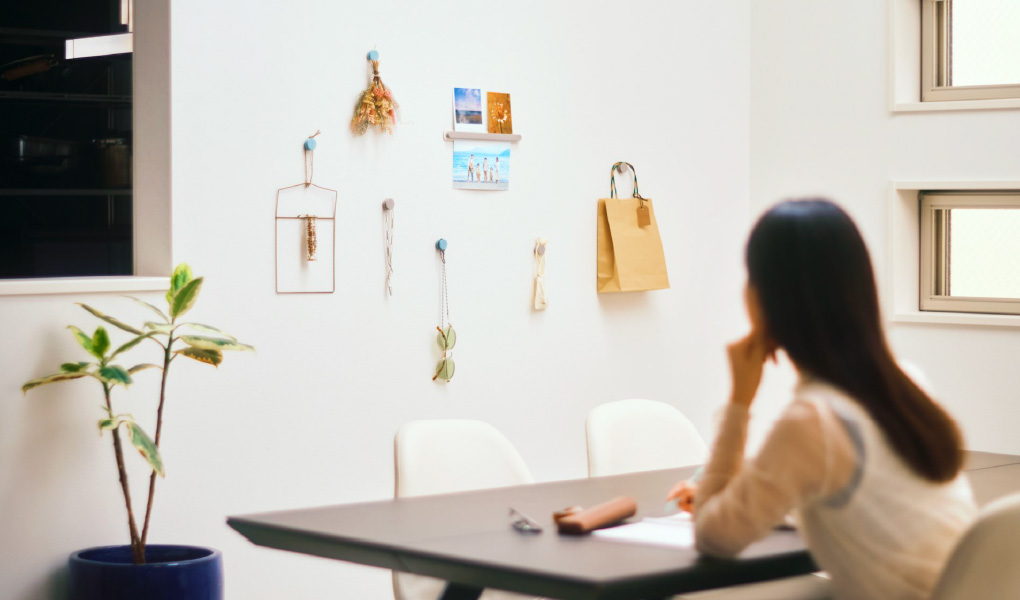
[922,0,1020,102]
[0,0,133,279]
[920,192,1020,315]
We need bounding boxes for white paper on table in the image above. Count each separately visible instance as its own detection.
[590,512,695,549]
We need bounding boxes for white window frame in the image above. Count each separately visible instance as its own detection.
[132,0,172,278]
[919,191,1020,315]
[921,0,1020,102]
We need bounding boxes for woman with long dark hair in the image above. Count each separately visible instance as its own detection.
[668,199,976,599]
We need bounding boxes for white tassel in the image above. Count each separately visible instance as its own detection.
[534,239,547,311]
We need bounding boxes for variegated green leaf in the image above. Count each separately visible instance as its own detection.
[98,413,132,433]
[61,362,91,373]
[91,327,111,358]
[98,365,132,386]
[77,303,143,335]
[174,346,222,367]
[123,295,169,323]
[179,335,254,353]
[144,322,174,335]
[68,325,94,356]
[177,323,236,341]
[169,277,203,319]
[23,371,89,393]
[166,263,193,305]
[128,363,162,375]
[126,422,165,477]
[98,416,123,432]
[111,332,157,358]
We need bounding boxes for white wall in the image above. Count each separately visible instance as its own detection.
[0,1,751,598]
[749,0,1020,451]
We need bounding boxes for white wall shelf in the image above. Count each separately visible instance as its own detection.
[443,131,521,142]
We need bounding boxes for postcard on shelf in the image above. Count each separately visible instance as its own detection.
[486,92,512,134]
[453,87,485,132]
[453,140,509,191]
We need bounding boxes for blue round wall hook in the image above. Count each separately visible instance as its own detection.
[435,238,448,251]
[367,49,379,61]
[304,130,321,151]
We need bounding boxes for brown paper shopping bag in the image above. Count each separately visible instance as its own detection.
[597,162,669,293]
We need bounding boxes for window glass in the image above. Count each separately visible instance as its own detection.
[950,0,1020,87]
[0,0,133,279]
[948,208,1020,298]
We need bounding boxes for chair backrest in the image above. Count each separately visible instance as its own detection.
[394,419,535,498]
[392,420,534,600]
[930,492,1020,600]
[586,398,708,478]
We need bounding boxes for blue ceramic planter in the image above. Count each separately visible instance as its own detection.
[68,545,223,600]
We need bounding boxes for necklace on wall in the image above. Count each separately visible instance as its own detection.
[383,198,394,296]
[534,238,547,310]
[434,238,456,382]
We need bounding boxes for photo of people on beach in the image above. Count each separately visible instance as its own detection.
[453,87,485,132]
[453,140,509,191]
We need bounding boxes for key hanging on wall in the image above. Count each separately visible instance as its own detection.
[434,238,456,382]
[383,198,395,296]
[534,238,548,310]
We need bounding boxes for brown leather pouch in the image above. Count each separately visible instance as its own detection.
[553,496,637,534]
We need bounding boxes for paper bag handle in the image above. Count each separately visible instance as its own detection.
[609,162,645,207]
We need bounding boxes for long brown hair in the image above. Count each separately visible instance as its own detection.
[746,199,964,482]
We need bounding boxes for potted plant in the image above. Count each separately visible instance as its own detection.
[23,264,253,600]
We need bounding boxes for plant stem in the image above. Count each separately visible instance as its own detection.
[140,337,173,548]
[105,385,144,564]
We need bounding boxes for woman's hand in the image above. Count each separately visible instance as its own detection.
[666,480,698,514]
[727,327,777,408]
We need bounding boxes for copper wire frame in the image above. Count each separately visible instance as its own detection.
[275,182,338,294]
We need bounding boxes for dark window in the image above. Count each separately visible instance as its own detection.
[1,0,133,278]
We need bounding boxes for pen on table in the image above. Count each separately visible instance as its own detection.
[664,466,704,515]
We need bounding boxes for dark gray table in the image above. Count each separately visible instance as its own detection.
[228,451,1020,600]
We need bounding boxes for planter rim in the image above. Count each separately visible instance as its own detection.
[69,544,221,568]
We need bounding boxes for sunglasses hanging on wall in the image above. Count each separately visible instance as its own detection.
[434,238,456,382]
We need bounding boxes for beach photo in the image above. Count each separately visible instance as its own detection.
[453,87,485,132]
[453,140,510,191]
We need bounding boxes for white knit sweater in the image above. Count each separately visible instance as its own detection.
[694,379,977,600]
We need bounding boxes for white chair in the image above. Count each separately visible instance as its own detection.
[585,398,709,477]
[393,420,539,600]
[930,491,1020,600]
